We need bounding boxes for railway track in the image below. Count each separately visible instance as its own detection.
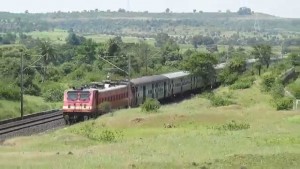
[0,110,65,141]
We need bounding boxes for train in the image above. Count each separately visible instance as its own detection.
[62,56,285,124]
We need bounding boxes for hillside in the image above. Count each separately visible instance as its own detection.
[1,11,300,36]
[0,81,299,169]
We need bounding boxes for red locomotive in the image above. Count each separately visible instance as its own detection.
[63,81,132,124]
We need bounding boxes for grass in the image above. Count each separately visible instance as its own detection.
[26,29,68,44]
[84,34,156,45]
[0,95,62,120]
[0,81,300,168]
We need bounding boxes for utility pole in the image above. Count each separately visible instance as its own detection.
[20,51,24,119]
[127,54,131,108]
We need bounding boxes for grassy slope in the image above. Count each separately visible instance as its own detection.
[0,81,300,169]
[0,95,62,119]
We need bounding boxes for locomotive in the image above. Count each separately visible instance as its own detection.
[62,81,131,124]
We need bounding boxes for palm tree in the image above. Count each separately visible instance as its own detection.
[39,40,56,82]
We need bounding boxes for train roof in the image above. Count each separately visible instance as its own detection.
[65,81,128,93]
[162,71,190,79]
[131,75,168,85]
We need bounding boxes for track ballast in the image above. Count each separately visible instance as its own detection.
[0,110,64,141]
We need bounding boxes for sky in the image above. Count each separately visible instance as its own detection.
[0,0,299,18]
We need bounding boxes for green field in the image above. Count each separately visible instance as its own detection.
[26,29,68,44]
[0,81,299,169]
[0,95,62,120]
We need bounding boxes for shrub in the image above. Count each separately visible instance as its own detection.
[270,82,285,99]
[73,122,123,143]
[274,97,294,110]
[216,120,250,131]
[219,70,239,85]
[200,92,234,107]
[230,76,255,90]
[100,102,111,113]
[24,83,41,96]
[141,98,161,113]
[210,95,234,107]
[261,74,276,92]
[41,83,65,102]
[0,82,20,101]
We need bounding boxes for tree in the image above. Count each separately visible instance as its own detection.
[191,35,203,48]
[193,9,197,13]
[76,39,97,64]
[118,8,126,13]
[161,39,181,66]
[165,8,170,13]
[39,40,56,82]
[137,41,151,75]
[182,52,217,86]
[66,30,85,45]
[106,37,123,56]
[237,7,252,15]
[219,54,247,85]
[251,44,272,75]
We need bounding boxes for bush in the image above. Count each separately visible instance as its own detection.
[0,82,20,101]
[261,74,276,92]
[230,76,255,90]
[219,70,239,85]
[24,83,41,96]
[41,83,65,102]
[200,92,235,107]
[274,97,294,110]
[215,120,250,131]
[72,122,123,143]
[141,98,161,113]
[210,95,234,107]
[270,82,285,99]
[100,102,111,113]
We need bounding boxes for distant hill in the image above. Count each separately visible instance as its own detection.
[0,11,299,35]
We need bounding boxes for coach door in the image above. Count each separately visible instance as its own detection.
[143,86,146,103]
[95,91,99,114]
[164,82,166,98]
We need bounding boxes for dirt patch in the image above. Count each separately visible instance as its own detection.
[131,118,145,123]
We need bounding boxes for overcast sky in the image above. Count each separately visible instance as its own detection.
[0,0,299,18]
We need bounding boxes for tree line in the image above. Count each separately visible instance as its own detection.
[0,30,299,103]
